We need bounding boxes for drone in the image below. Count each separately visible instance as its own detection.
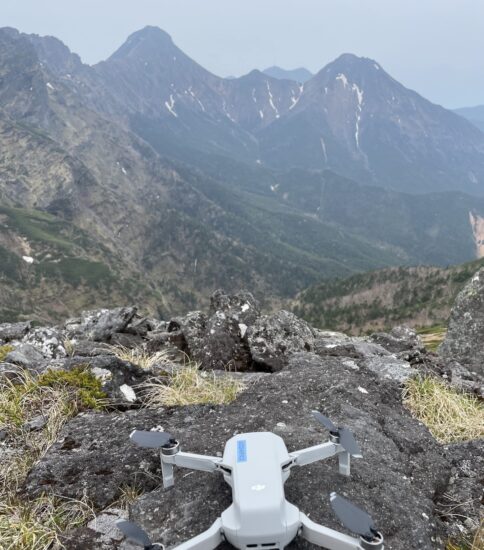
[117,411,384,550]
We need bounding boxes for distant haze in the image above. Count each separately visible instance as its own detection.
[2,0,484,108]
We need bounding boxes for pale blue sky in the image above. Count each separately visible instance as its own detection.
[2,0,483,108]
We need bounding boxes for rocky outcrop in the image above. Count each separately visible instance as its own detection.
[1,291,482,549]
[440,268,484,377]
[24,356,450,549]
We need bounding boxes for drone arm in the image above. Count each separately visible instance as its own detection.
[161,451,223,488]
[174,518,223,550]
[290,442,352,476]
[299,513,362,550]
[290,441,338,466]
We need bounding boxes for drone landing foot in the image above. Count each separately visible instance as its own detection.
[299,513,362,550]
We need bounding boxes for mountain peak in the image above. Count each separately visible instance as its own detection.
[108,26,174,61]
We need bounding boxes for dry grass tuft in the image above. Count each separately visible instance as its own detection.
[141,364,245,407]
[112,346,172,370]
[403,376,484,444]
[0,495,93,550]
[446,520,484,550]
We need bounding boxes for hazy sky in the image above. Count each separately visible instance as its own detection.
[2,0,483,108]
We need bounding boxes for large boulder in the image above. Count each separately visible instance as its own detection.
[247,310,314,371]
[24,356,450,549]
[164,291,261,371]
[440,268,484,377]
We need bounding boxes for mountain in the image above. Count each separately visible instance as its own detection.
[3,26,484,321]
[258,54,484,193]
[262,66,313,82]
[293,257,484,334]
[454,105,484,132]
[0,27,412,322]
[30,27,484,195]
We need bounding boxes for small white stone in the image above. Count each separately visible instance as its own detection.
[120,384,136,402]
[357,386,369,394]
[22,256,34,264]
[422,512,429,520]
[239,323,248,338]
[241,303,250,312]
[282,400,288,404]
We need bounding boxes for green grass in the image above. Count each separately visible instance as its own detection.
[0,206,75,253]
[37,258,114,288]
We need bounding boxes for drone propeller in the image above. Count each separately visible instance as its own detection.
[311,411,362,458]
[130,430,175,449]
[330,493,379,541]
[116,519,163,549]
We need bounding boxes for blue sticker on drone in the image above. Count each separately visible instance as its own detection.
[237,439,247,463]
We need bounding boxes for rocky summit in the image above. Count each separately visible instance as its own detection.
[0,287,482,550]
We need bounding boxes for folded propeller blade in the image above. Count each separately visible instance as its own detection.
[312,410,337,432]
[130,430,174,448]
[339,427,362,458]
[330,493,377,540]
[116,519,152,547]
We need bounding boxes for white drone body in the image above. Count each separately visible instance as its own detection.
[117,412,384,550]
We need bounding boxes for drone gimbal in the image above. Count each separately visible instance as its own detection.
[117,411,384,550]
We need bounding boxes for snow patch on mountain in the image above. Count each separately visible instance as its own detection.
[164,94,178,117]
[336,73,348,88]
[266,81,280,118]
[290,84,304,110]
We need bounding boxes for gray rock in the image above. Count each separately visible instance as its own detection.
[0,320,31,342]
[171,311,207,360]
[23,327,66,358]
[440,268,484,376]
[5,343,46,370]
[23,356,449,549]
[370,325,424,354]
[22,409,165,509]
[247,310,314,372]
[110,332,144,348]
[70,340,115,357]
[362,355,413,383]
[24,415,47,431]
[65,307,137,342]
[60,508,129,550]
[209,289,260,323]
[438,440,484,541]
[124,316,165,337]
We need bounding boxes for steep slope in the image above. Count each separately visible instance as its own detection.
[269,170,484,265]
[294,258,484,334]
